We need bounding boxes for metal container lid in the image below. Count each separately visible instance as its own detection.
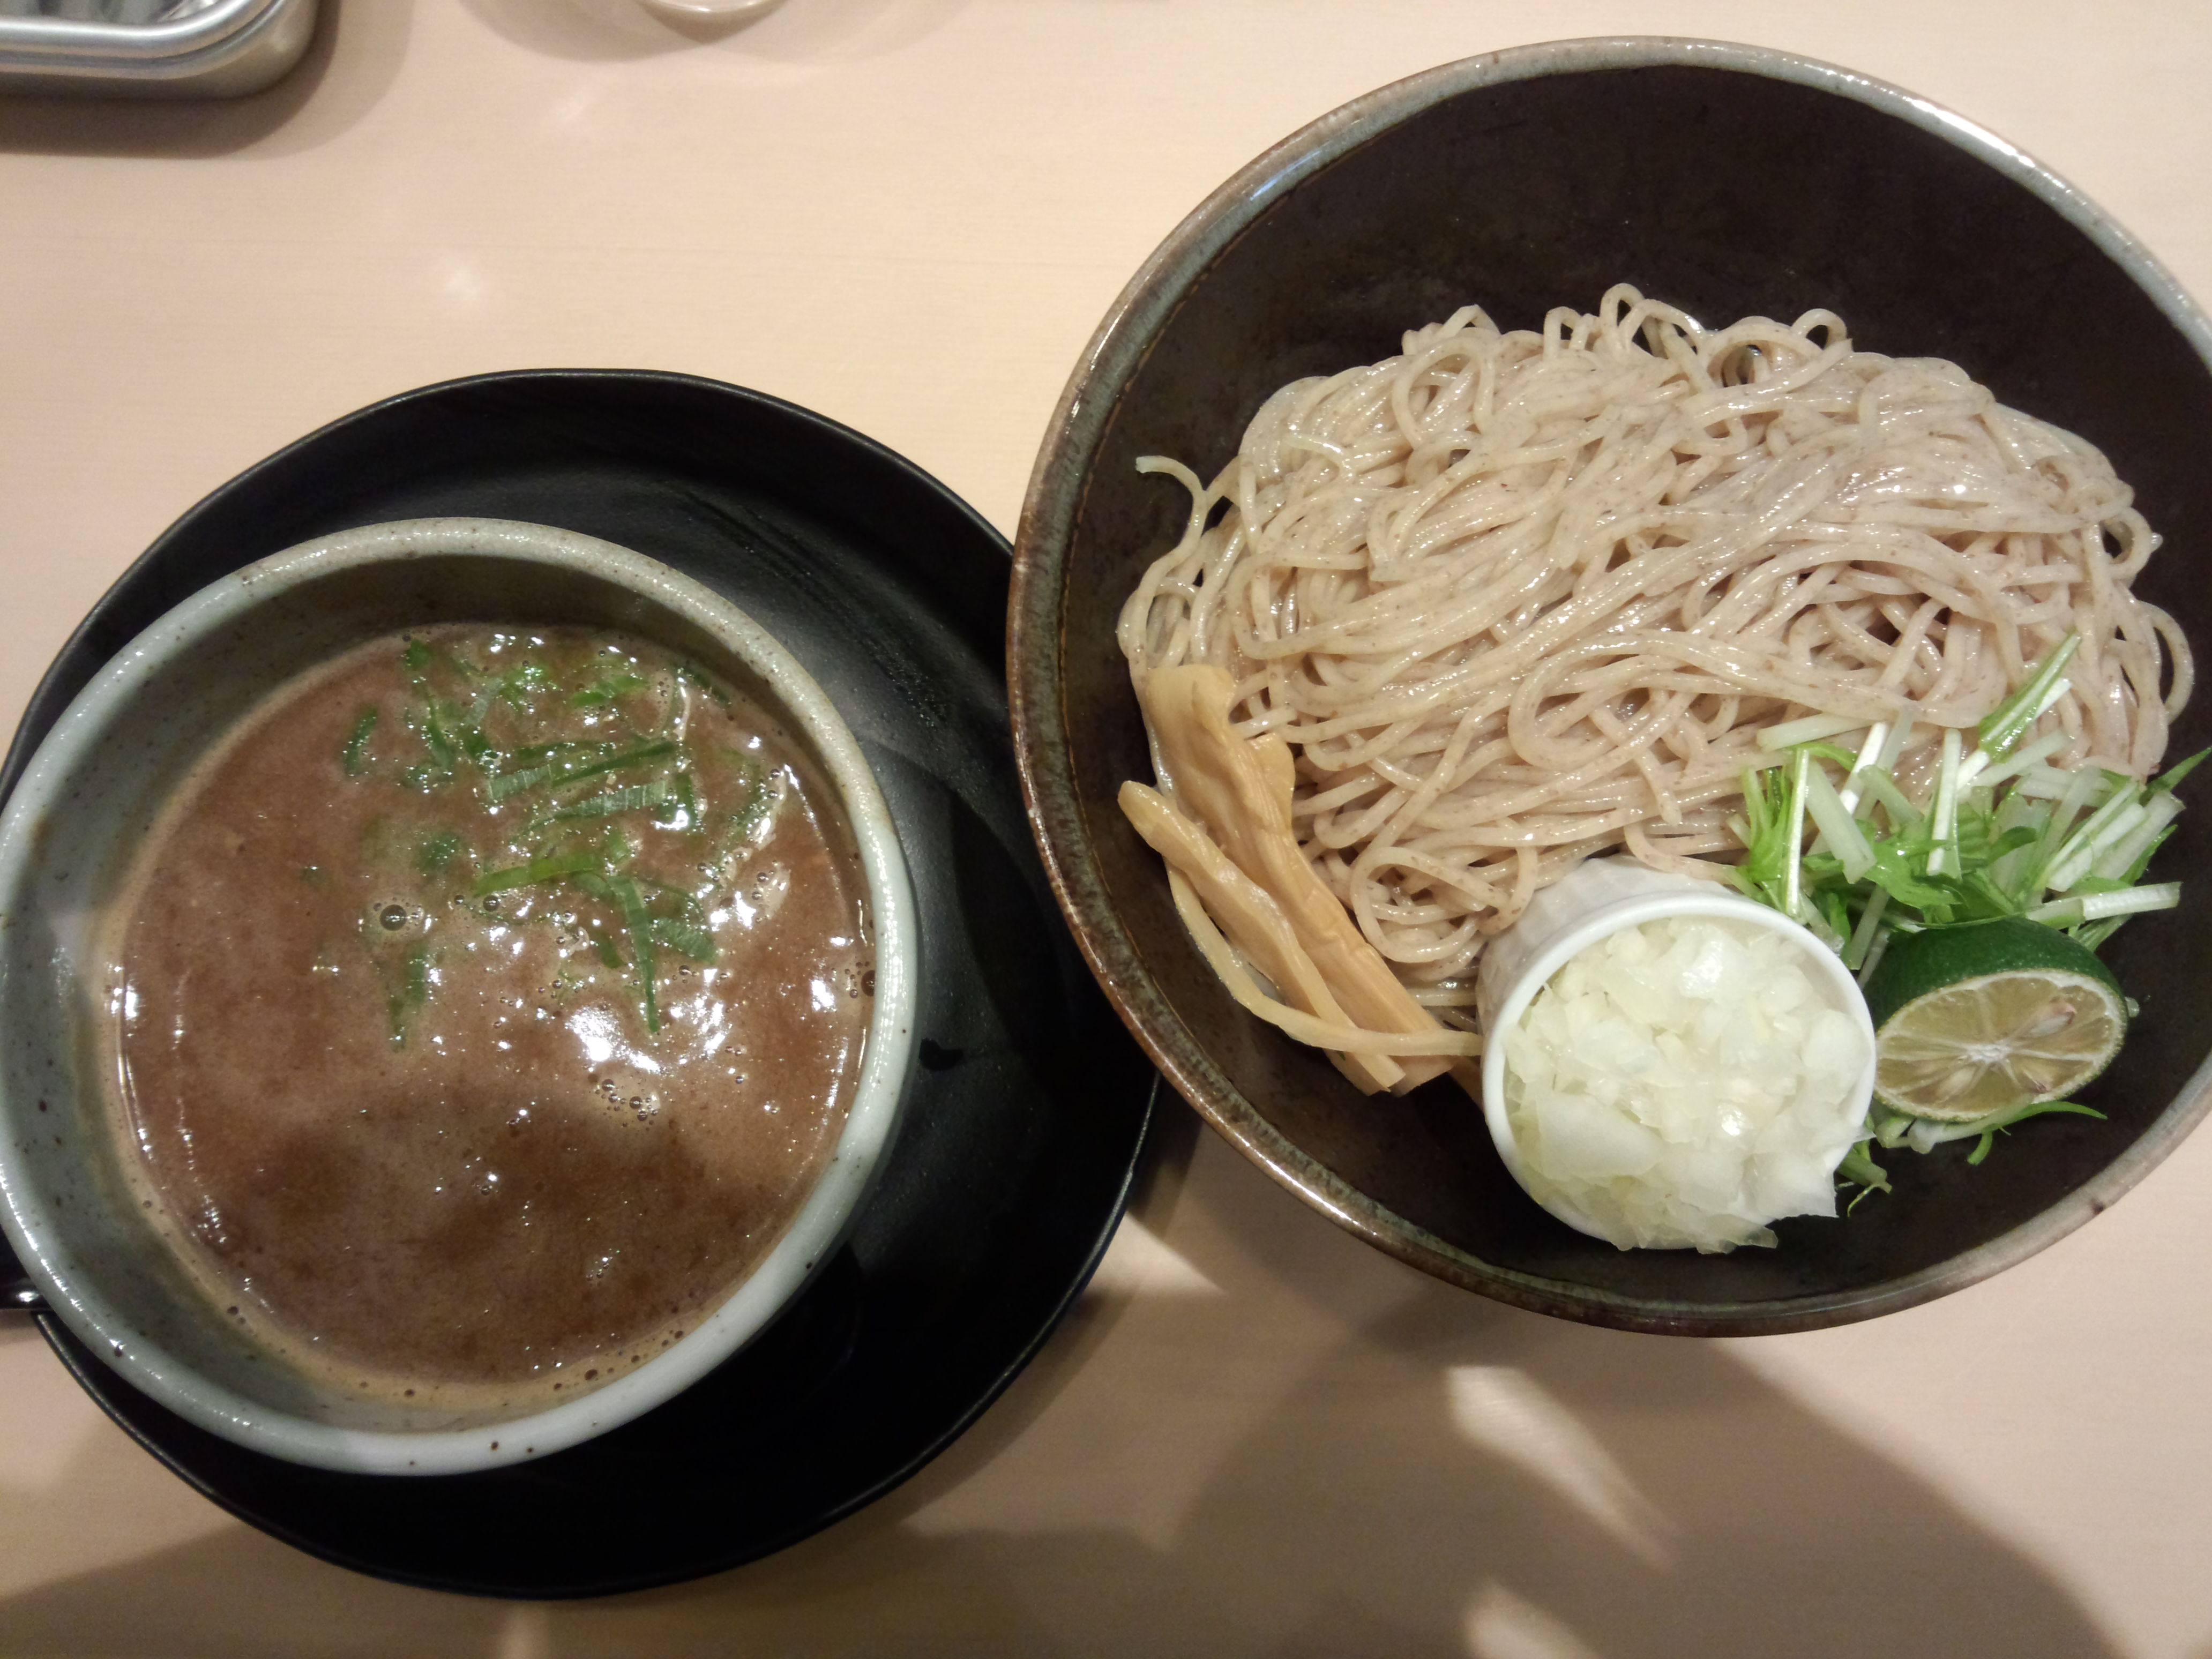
[0,0,317,99]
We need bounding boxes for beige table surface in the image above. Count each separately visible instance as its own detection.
[5,2,2212,1654]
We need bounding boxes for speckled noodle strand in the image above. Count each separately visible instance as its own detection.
[1119,286,2190,1005]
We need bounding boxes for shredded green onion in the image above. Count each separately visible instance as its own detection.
[545,780,675,824]
[341,707,379,776]
[1725,639,2197,1192]
[1977,633,2081,758]
[484,739,677,802]
[470,850,603,896]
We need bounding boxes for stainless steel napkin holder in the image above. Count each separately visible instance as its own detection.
[0,0,317,98]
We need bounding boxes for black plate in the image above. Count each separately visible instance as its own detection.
[0,370,1157,1598]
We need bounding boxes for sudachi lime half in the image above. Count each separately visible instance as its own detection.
[1861,916,2127,1122]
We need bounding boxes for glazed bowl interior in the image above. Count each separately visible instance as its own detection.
[1012,39,2212,1333]
[0,518,917,1471]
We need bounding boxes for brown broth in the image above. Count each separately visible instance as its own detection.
[102,626,872,1413]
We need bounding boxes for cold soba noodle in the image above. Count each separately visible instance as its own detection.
[1117,287,2190,1090]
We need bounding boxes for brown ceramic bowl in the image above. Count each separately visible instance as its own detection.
[1009,39,2212,1335]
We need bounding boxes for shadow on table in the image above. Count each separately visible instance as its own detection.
[0,0,408,159]
[0,1109,2121,1659]
[457,0,970,64]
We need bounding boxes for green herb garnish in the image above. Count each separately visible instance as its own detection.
[471,849,603,897]
[387,944,430,1044]
[571,671,647,708]
[651,916,718,963]
[343,632,767,1037]
[416,830,463,877]
[1728,634,2196,1189]
[483,739,677,802]
[543,780,675,825]
[341,707,379,776]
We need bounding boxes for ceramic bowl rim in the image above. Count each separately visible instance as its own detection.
[1006,36,2212,1334]
[0,515,919,1473]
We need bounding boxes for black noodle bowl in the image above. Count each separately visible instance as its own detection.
[1010,38,2212,1335]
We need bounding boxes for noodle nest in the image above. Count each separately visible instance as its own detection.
[1117,286,2189,1008]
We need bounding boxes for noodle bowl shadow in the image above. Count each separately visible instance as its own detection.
[1010,38,2212,1334]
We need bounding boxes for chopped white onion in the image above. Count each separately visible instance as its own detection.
[1502,915,1872,1253]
